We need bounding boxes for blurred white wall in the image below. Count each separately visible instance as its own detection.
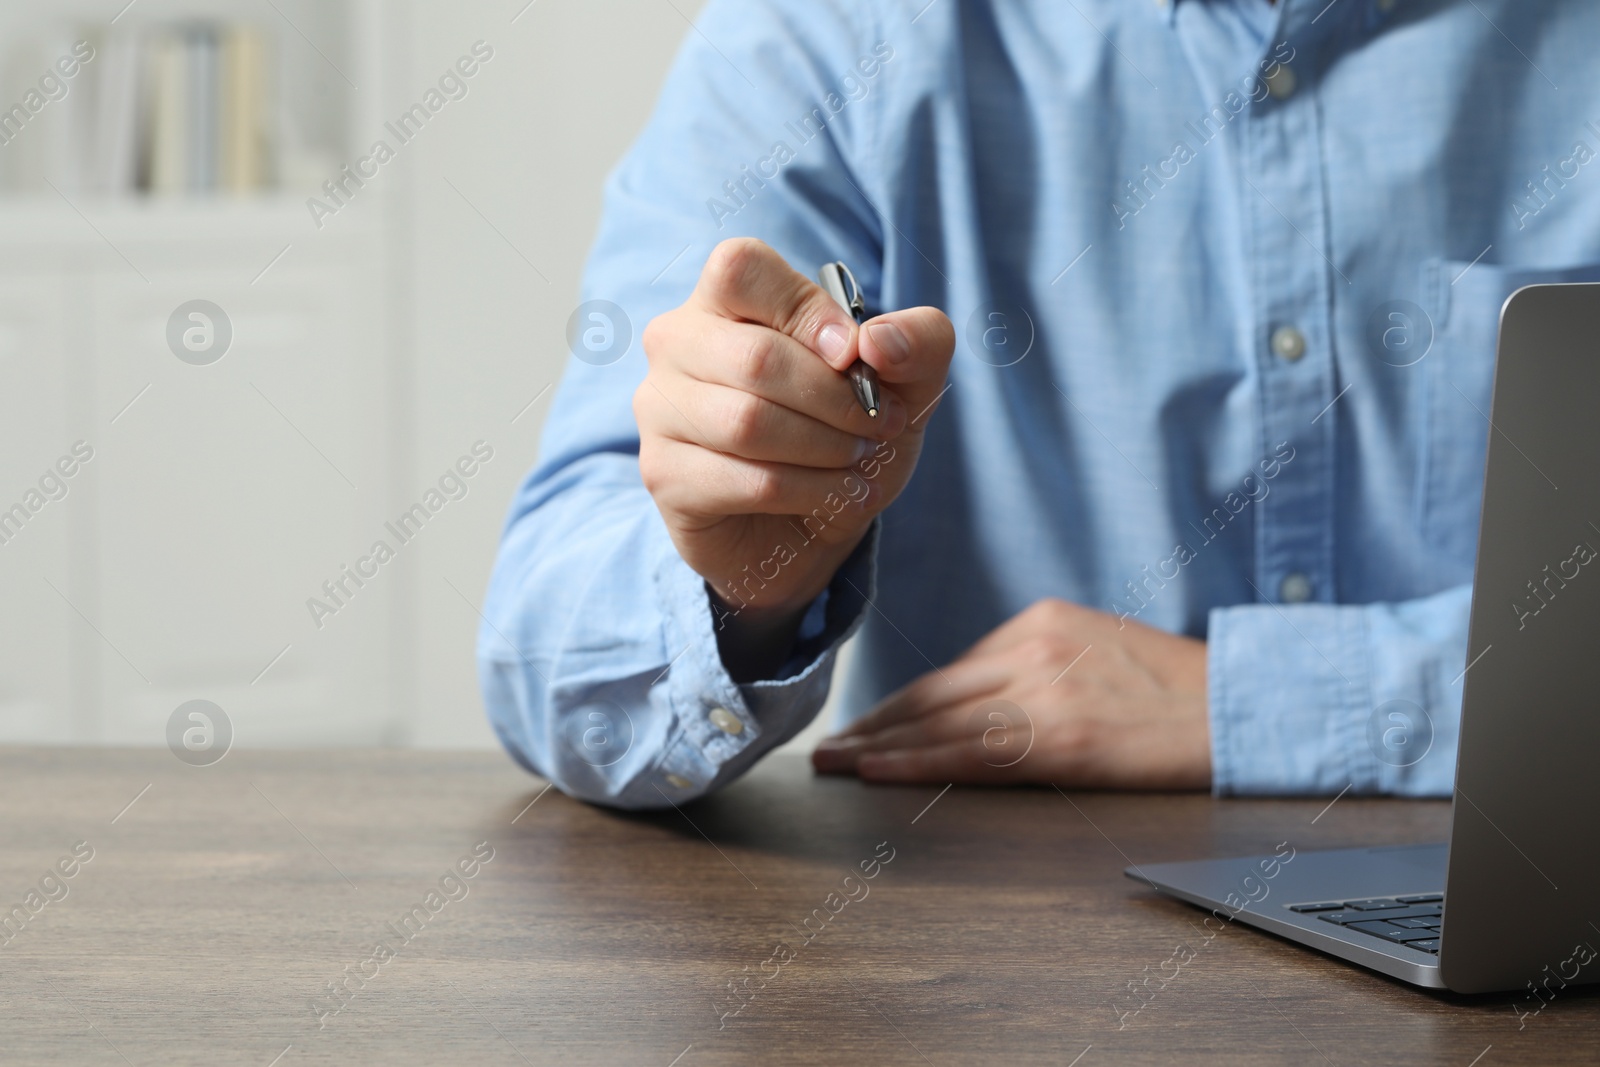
[0,0,728,751]
[399,0,710,748]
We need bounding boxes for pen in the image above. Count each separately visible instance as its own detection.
[818,261,882,418]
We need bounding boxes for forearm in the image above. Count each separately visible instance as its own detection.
[480,455,874,807]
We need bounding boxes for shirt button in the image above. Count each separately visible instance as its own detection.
[664,774,692,789]
[1280,573,1314,604]
[708,707,743,735]
[1265,64,1298,101]
[1271,325,1307,362]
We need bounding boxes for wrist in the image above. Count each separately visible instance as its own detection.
[712,594,810,683]
[705,534,864,682]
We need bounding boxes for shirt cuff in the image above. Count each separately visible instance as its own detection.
[645,523,878,800]
[1206,590,1467,798]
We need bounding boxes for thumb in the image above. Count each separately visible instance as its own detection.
[692,238,862,370]
[857,307,955,428]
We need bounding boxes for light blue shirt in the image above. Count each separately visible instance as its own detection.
[480,0,1600,808]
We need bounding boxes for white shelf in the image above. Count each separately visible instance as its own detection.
[0,194,379,247]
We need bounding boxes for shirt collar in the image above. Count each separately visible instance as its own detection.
[1158,0,1292,15]
[1158,0,1315,34]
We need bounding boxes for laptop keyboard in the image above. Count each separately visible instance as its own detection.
[1286,894,1444,955]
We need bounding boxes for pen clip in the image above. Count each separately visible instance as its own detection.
[820,261,867,322]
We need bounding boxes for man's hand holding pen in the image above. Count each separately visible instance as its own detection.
[635,238,955,679]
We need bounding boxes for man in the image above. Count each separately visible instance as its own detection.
[480,0,1600,808]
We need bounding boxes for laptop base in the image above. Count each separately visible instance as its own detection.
[1127,843,1448,989]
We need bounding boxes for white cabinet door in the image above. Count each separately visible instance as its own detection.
[89,235,399,749]
[0,271,80,741]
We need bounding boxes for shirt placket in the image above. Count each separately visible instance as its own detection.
[1242,9,1338,608]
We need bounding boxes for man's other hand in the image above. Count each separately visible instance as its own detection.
[812,598,1211,789]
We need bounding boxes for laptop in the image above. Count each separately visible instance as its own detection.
[1130,283,1600,995]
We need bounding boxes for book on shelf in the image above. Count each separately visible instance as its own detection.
[93,31,142,194]
[220,26,268,194]
[1,20,279,198]
[146,29,188,194]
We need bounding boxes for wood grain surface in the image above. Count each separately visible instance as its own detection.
[0,746,1590,1065]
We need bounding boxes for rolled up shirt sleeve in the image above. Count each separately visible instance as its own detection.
[1206,583,1471,798]
[480,464,875,809]
[478,0,889,808]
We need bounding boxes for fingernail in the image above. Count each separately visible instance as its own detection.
[818,322,851,363]
[868,321,910,365]
[815,737,850,752]
[812,743,853,774]
[851,437,871,463]
[813,751,852,775]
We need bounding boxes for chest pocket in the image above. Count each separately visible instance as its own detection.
[1423,259,1600,576]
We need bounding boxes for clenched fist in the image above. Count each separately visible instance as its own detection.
[635,239,954,678]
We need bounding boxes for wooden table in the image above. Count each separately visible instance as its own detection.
[0,747,1591,1065]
